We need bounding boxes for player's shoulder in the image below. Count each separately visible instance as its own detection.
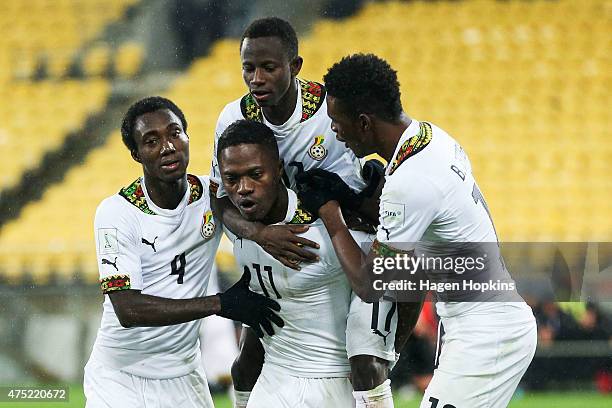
[95,181,141,227]
[383,122,449,203]
[297,78,327,123]
[186,174,212,206]
[96,194,128,217]
[217,98,245,128]
[387,120,435,176]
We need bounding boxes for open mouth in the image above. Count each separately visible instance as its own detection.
[161,160,180,171]
[251,90,271,102]
[238,199,257,214]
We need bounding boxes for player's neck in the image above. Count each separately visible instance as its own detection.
[262,79,299,125]
[143,174,188,210]
[378,113,412,162]
[261,186,289,225]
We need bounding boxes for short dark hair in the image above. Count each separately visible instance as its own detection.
[324,53,403,122]
[120,96,187,152]
[240,17,298,60]
[217,120,279,162]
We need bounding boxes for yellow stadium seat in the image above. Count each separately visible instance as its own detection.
[114,42,144,79]
[83,44,111,77]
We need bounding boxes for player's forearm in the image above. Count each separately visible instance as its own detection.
[110,291,221,328]
[212,195,264,240]
[319,203,377,301]
[394,299,425,353]
[232,327,264,391]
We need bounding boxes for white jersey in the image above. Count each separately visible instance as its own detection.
[376,120,520,318]
[210,78,366,197]
[90,174,222,379]
[227,189,372,378]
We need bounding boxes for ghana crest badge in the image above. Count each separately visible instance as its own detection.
[201,210,216,240]
[308,136,327,161]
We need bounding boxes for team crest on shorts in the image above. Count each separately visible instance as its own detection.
[200,210,216,240]
[308,136,327,161]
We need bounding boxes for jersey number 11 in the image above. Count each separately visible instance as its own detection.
[250,263,282,299]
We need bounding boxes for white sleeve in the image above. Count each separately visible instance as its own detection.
[94,199,143,293]
[376,174,441,251]
[210,107,234,198]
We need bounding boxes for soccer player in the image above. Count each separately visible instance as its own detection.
[296,54,538,408]
[84,97,283,408]
[218,119,377,407]
[209,18,399,407]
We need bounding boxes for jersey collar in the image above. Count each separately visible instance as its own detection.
[282,188,299,224]
[239,78,326,134]
[275,188,317,225]
[386,119,433,176]
[140,176,192,216]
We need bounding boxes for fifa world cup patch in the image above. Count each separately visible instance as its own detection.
[388,122,433,175]
[98,228,119,255]
[381,202,405,227]
[201,210,216,240]
[308,136,328,161]
[100,274,131,294]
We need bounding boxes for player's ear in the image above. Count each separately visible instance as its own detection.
[131,149,141,163]
[359,113,372,132]
[290,56,303,77]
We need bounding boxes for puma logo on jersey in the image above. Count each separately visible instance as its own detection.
[372,329,391,345]
[308,136,327,161]
[102,257,118,271]
[141,236,158,252]
[381,226,391,241]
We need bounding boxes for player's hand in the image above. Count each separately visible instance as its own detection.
[252,224,320,270]
[217,267,284,337]
[360,159,385,198]
[295,169,360,212]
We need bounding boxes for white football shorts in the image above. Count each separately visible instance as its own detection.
[420,303,537,408]
[84,357,214,408]
[247,363,354,408]
[346,292,398,363]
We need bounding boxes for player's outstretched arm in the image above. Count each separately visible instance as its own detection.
[109,269,283,336]
[109,290,224,328]
[211,193,319,270]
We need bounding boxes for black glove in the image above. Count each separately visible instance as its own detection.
[295,169,360,213]
[217,267,284,338]
[359,159,385,198]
